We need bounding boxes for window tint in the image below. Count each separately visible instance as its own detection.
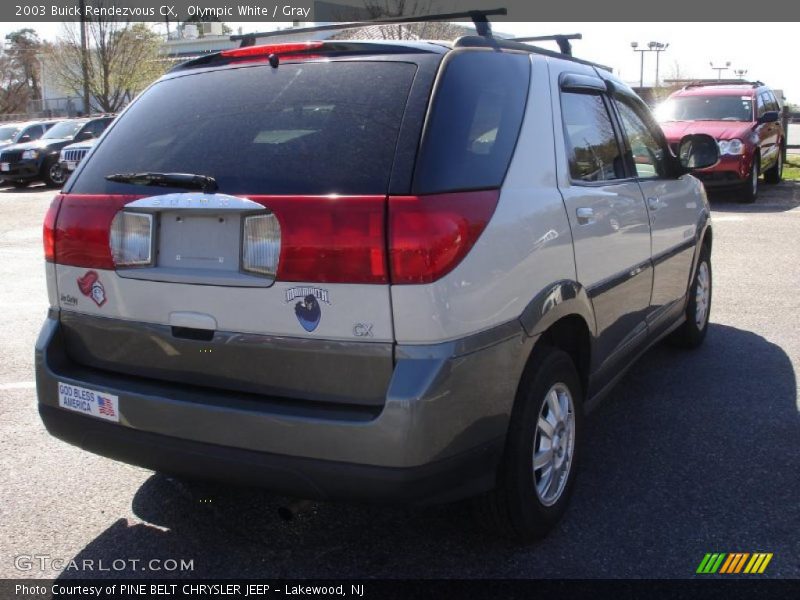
[413,51,529,194]
[83,119,111,137]
[614,97,669,178]
[561,92,625,182]
[72,62,416,195]
[763,92,779,113]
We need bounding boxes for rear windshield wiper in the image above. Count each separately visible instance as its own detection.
[105,172,218,193]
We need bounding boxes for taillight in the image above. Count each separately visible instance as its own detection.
[110,211,154,267]
[242,213,281,277]
[43,195,63,262]
[249,196,387,284]
[55,195,134,269]
[388,190,499,284]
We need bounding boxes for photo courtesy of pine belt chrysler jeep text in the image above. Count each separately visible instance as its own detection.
[36,33,719,540]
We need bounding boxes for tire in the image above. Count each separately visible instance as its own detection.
[11,180,30,189]
[473,347,583,541]
[668,243,712,349]
[42,159,67,188]
[764,148,783,184]
[739,155,759,203]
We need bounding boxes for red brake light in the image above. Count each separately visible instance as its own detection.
[43,195,63,262]
[249,196,387,284]
[54,195,136,269]
[221,42,324,59]
[389,190,499,285]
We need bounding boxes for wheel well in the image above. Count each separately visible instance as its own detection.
[536,315,591,397]
[702,226,712,252]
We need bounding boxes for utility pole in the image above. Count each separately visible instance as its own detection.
[78,0,90,114]
[631,42,645,88]
[650,42,669,88]
[734,68,748,80]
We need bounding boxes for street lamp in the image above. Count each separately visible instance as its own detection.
[710,61,731,79]
[648,41,669,88]
[734,68,748,80]
[631,41,669,88]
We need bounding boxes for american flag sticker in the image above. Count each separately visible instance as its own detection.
[58,382,119,423]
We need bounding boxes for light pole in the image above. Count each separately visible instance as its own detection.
[710,61,731,79]
[649,41,669,88]
[734,68,748,80]
[631,41,669,88]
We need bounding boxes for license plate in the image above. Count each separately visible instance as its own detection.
[1,163,9,172]
[58,382,119,422]
[65,161,77,171]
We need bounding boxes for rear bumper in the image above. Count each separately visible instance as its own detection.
[36,312,533,504]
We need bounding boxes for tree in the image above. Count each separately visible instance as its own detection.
[334,0,469,40]
[0,29,43,114]
[46,19,165,113]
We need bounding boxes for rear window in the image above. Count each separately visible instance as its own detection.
[413,51,530,194]
[71,62,417,195]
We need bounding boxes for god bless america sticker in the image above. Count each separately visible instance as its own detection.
[58,382,119,423]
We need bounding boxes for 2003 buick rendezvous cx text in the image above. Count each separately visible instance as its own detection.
[35,30,720,540]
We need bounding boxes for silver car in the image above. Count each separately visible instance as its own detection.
[36,33,718,540]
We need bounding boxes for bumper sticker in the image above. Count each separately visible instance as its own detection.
[57,382,119,422]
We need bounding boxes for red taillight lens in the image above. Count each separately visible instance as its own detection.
[221,42,324,59]
[250,196,387,284]
[55,195,134,269]
[43,195,63,262]
[388,190,499,285]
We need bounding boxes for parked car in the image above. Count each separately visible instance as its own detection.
[59,138,97,176]
[657,81,785,202]
[36,35,718,540]
[0,120,61,185]
[0,116,114,188]
[0,120,59,151]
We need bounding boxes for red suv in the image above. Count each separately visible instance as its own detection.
[657,81,785,202]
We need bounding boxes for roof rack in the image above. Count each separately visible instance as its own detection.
[454,35,611,72]
[230,8,507,47]
[510,34,582,56]
[680,79,764,89]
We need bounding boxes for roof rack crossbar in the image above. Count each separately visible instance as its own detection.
[230,8,507,47]
[511,34,582,56]
[677,79,765,89]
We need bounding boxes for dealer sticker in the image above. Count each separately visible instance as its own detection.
[57,382,119,422]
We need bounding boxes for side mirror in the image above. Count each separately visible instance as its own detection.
[757,111,779,125]
[18,134,31,143]
[678,133,719,171]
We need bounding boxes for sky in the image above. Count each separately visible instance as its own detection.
[2,21,797,104]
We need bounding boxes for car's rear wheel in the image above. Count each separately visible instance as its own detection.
[764,148,783,184]
[42,159,67,188]
[739,155,759,203]
[473,347,583,541]
[668,243,712,349]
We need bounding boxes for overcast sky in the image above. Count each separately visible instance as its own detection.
[2,21,797,104]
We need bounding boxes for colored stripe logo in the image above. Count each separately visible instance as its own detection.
[697,553,773,574]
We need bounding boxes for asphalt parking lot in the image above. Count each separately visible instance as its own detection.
[0,182,798,580]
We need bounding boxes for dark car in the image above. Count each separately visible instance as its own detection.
[0,120,59,151]
[0,116,114,188]
[657,81,785,202]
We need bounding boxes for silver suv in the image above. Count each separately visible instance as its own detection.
[36,32,719,540]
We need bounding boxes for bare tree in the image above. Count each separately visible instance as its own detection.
[333,0,470,41]
[46,19,165,113]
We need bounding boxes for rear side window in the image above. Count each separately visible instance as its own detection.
[71,62,417,195]
[413,51,530,194]
[561,92,625,182]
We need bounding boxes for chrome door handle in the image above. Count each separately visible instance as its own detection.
[647,197,665,211]
[576,207,594,225]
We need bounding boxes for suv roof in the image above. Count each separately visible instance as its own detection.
[674,80,773,97]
